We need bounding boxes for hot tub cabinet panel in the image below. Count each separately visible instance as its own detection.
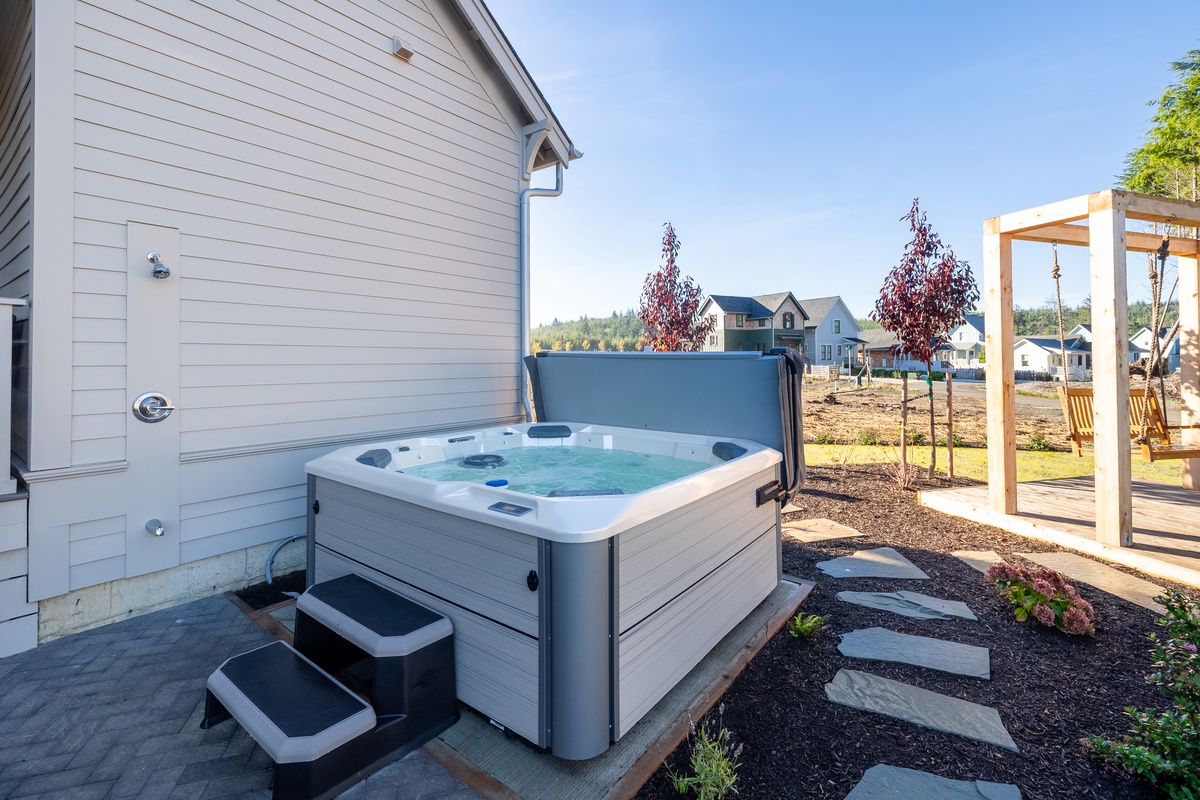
[305,423,784,760]
[314,546,543,744]
[313,479,540,636]
[617,468,778,633]
[616,526,779,736]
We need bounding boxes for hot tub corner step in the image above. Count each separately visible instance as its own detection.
[296,573,453,657]
[202,641,376,798]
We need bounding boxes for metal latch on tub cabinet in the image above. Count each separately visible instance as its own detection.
[756,481,784,507]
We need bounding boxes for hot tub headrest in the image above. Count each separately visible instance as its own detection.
[528,424,572,439]
[712,442,748,462]
[356,448,392,468]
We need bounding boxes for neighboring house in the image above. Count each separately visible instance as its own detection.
[1014,338,1088,380]
[1130,327,1182,372]
[859,328,939,372]
[858,329,900,368]
[1068,324,1094,369]
[939,314,985,368]
[0,0,577,655]
[795,296,863,373]
[699,292,809,353]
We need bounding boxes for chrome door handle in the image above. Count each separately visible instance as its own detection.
[132,392,176,423]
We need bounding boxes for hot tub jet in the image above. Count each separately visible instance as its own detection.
[460,453,505,469]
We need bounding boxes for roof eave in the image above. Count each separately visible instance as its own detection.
[452,0,577,168]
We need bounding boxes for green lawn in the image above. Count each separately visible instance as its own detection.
[804,443,1183,484]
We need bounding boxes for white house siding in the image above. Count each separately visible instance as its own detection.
[0,1,31,463]
[805,299,860,366]
[30,0,534,600]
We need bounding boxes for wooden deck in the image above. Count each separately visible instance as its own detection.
[920,477,1200,588]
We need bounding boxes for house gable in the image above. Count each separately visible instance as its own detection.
[796,296,861,363]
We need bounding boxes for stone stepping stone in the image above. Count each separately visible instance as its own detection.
[825,669,1017,751]
[837,590,977,621]
[781,501,802,514]
[816,547,929,579]
[954,550,1003,575]
[838,628,990,679]
[782,518,865,544]
[846,764,1022,799]
[1017,551,1165,614]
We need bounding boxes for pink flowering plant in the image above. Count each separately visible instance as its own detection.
[984,561,1095,636]
[1085,591,1200,799]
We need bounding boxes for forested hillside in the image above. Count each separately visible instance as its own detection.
[1012,300,1178,337]
[531,310,645,352]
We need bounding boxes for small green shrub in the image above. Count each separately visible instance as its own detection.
[855,428,880,446]
[907,428,926,447]
[985,562,1095,635]
[670,705,743,800]
[934,433,969,448]
[787,612,830,639]
[1025,432,1054,452]
[812,430,838,445]
[1085,591,1200,799]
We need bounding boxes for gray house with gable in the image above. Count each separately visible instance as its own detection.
[796,296,862,372]
[699,293,808,353]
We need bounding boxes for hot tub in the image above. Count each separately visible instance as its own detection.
[305,422,782,760]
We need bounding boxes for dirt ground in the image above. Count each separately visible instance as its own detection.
[801,375,1182,452]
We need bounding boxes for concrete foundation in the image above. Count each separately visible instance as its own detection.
[38,536,307,642]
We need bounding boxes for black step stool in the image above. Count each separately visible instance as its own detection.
[295,573,455,724]
[202,574,457,800]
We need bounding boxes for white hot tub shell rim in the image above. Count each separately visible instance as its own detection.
[304,422,781,543]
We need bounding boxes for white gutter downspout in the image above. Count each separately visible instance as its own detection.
[519,120,566,421]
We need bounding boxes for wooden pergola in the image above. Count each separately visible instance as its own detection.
[984,189,1200,548]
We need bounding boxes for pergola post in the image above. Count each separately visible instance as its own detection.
[1089,198,1133,546]
[983,225,1017,514]
[1181,255,1199,490]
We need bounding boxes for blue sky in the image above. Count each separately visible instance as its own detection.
[485,1,1200,326]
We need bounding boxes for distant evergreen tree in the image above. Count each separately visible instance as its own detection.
[531,309,645,351]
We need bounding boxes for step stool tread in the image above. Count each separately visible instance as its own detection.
[208,641,375,763]
[298,574,452,657]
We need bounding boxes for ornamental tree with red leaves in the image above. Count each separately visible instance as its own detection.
[872,199,980,478]
[637,223,715,352]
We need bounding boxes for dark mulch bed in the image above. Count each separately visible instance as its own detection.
[635,463,1196,800]
[234,568,306,610]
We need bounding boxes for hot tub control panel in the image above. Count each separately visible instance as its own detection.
[488,501,532,517]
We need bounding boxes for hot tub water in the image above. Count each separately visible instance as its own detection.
[401,445,708,497]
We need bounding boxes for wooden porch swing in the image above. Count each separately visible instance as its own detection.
[1053,236,1200,462]
[1058,385,1200,462]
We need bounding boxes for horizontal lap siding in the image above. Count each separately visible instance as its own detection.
[0,2,31,464]
[61,0,525,577]
[0,496,31,657]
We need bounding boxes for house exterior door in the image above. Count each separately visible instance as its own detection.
[124,222,182,577]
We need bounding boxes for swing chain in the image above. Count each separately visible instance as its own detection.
[1050,241,1074,438]
[1138,234,1171,443]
